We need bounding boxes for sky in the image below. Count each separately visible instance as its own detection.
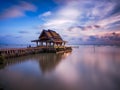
[0,0,120,45]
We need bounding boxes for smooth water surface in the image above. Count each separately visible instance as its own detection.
[0,46,120,90]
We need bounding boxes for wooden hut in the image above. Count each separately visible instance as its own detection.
[31,29,67,48]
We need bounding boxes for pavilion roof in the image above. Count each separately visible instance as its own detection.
[31,29,66,43]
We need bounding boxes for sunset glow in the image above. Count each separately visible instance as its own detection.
[0,0,120,45]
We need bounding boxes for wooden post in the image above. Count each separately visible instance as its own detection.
[63,42,65,46]
[36,41,38,47]
[39,42,41,46]
[41,42,43,46]
[53,43,55,48]
[46,42,48,47]
[38,42,40,46]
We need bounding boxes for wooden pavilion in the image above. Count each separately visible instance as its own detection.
[31,29,67,47]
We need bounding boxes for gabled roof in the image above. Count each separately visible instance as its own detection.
[32,29,66,43]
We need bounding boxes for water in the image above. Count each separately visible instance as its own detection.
[0,44,36,49]
[0,45,120,90]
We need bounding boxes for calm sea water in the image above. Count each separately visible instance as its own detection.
[0,45,120,90]
[0,44,36,49]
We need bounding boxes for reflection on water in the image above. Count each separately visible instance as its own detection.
[1,53,68,74]
[39,53,67,73]
[0,46,120,90]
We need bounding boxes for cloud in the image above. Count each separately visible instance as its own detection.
[19,31,29,34]
[39,11,52,18]
[20,1,37,11]
[96,13,120,29]
[39,0,119,33]
[0,1,37,19]
[69,25,101,31]
[100,32,120,41]
[36,32,40,34]
[64,31,120,45]
[62,35,68,37]
[0,34,22,38]
[0,34,23,44]
[84,25,101,30]
[81,32,120,45]
[40,1,81,30]
[87,36,99,41]
[15,36,21,38]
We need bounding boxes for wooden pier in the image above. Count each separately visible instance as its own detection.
[0,46,72,59]
[0,29,72,59]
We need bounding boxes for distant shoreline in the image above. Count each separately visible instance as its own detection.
[0,44,120,49]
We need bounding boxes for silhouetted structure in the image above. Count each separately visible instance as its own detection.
[0,30,72,59]
[31,29,67,47]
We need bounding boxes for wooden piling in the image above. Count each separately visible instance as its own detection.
[0,46,72,59]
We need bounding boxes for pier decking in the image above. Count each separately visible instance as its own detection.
[0,46,72,59]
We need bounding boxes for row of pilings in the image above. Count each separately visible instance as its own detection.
[0,47,72,59]
[0,47,42,59]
